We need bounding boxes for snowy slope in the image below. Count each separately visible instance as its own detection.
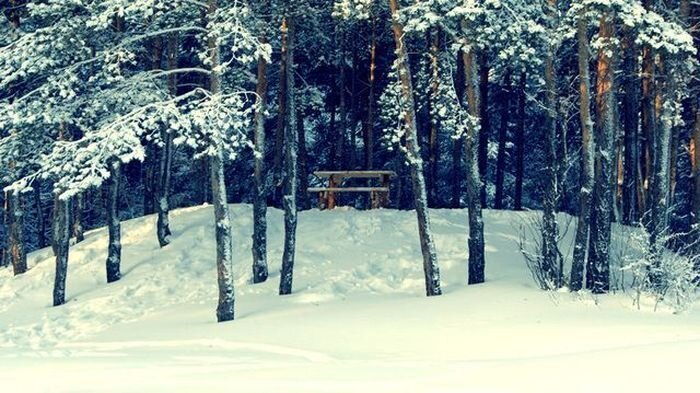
[0,205,698,393]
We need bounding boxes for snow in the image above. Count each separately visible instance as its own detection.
[1,205,698,392]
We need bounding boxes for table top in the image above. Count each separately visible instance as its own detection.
[313,170,397,178]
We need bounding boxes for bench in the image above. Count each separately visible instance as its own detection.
[308,170,397,210]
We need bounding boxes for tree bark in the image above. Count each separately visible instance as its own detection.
[34,180,46,249]
[571,15,594,291]
[541,0,562,289]
[364,15,377,170]
[156,33,177,248]
[586,15,615,294]
[694,110,700,224]
[514,72,526,211]
[648,55,673,285]
[478,55,490,208]
[279,16,299,296]
[7,190,26,275]
[52,197,70,306]
[427,29,441,207]
[639,1,655,215]
[297,110,310,210]
[621,32,639,225]
[388,0,442,296]
[105,161,122,283]
[337,28,348,170]
[72,194,84,243]
[207,0,235,322]
[462,39,486,286]
[252,34,269,285]
[494,69,510,210]
[273,21,289,204]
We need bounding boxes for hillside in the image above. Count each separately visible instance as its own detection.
[1,205,698,393]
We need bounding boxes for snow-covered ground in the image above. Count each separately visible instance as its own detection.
[1,205,698,393]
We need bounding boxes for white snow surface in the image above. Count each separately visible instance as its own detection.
[1,205,698,393]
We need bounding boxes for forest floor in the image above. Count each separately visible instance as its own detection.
[0,205,698,393]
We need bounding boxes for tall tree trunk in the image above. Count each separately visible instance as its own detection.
[208,0,235,322]
[684,0,699,225]
[337,28,348,170]
[156,33,177,248]
[105,161,122,283]
[541,0,562,289]
[639,0,656,215]
[648,56,673,285]
[279,16,299,296]
[694,109,700,224]
[452,49,466,209]
[621,32,639,225]
[7,190,26,275]
[0,192,6,268]
[514,72,526,211]
[571,16,594,291]
[477,55,490,208]
[494,69,510,210]
[273,22,289,204]
[349,38,358,170]
[388,0,442,296]
[586,15,615,294]
[427,28,441,207]
[297,110,310,210]
[52,197,70,306]
[364,16,377,170]
[252,33,270,285]
[462,39,486,285]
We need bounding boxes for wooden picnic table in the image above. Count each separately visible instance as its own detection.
[308,170,397,210]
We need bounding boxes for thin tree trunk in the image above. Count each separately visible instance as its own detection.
[587,15,615,294]
[694,110,700,224]
[252,34,270,285]
[156,33,177,248]
[388,0,442,296]
[34,180,46,249]
[494,69,510,210]
[364,16,377,170]
[462,39,486,285]
[280,16,298,296]
[621,32,639,225]
[349,38,358,170]
[297,110,310,210]
[478,55,489,208]
[541,0,562,289]
[7,190,26,275]
[648,56,673,285]
[451,137,463,208]
[274,22,289,204]
[0,192,6,268]
[72,194,84,243]
[208,0,235,322]
[428,28,441,207]
[571,16,594,291]
[452,49,466,209]
[105,161,122,283]
[337,28,348,170]
[640,0,655,215]
[683,0,700,225]
[514,72,526,211]
[52,197,70,306]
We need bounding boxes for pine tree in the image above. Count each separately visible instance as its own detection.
[279,14,299,296]
[386,0,441,296]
